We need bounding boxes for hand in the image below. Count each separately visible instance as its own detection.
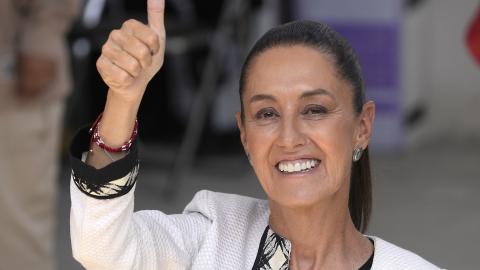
[17,53,56,100]
[96,0,165,102]
[86,0,166,168]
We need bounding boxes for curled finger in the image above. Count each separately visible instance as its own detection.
[97,55,134,89]
[101,41,142,77]
[121,19,160,56]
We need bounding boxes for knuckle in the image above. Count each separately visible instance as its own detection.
[108,30,117,40]
[101,44,109,55]
[129,60,141,74]
[102,45,116,59]
[96,57,103,69]
[147,33,159,47]
[122,20,130,29]
[138,46,150,60]
[109,29,122,41]
[122,19,135,29]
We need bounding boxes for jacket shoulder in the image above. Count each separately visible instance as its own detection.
[182,190,269,223]
[371,236,443,270]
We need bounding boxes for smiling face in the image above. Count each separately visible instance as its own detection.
[236,45,374,208]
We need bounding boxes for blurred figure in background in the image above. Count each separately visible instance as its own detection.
[0,0,80,269]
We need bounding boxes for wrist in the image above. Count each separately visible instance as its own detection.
[98,90,141,147]
[108,87,144,105]
[90,113,137,152]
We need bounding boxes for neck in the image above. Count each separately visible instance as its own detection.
[268,189,372,269]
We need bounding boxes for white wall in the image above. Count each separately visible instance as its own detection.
[404,0,480,146]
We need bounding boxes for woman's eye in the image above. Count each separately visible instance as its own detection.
[303,105,327,115]
[255,108,278,120]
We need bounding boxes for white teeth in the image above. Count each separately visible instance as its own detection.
[294,163,301,171]
[278,159,318,173]
[288,163,294,172]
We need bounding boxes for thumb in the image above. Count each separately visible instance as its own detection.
[147,0,165,34]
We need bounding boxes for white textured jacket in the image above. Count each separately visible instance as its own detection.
[69,128,442,270]
[71,186,443,270]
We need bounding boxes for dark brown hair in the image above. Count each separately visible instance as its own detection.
[238,20,372,233]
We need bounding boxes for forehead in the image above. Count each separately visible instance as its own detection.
[244,45,347,98]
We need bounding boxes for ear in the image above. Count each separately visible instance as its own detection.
[355,101,375,149]
[235,112,248,152]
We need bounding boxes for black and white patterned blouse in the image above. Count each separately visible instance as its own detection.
[251,226,374,270]
[252,226,291,270]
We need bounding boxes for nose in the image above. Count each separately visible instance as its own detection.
[275,115,307,150]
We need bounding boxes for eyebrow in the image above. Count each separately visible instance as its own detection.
[300,88,334,99]
[248,88,334,104]
[249,94,276,104]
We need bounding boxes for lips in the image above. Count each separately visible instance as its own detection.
[276,159,320,173]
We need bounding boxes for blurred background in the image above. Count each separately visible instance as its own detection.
[0,0,479,269]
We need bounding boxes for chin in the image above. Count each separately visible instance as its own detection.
[267,184,332,209]
[262,172,347,210]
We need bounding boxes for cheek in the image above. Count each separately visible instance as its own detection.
[244,123,278,188]
[306,117,355,178]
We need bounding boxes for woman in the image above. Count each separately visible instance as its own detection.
[69,0,442,269]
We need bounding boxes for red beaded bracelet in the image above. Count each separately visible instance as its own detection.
[89,113,138,153]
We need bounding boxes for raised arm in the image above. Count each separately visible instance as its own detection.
[87,0,166,168]
[70,1,210,269]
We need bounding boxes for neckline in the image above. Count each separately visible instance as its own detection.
[252,226,376,270]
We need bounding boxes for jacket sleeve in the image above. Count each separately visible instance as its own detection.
[69,127,211,270]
